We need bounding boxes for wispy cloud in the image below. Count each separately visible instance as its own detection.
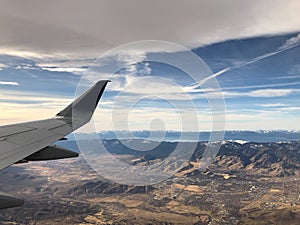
[280,106,300,112]
[36,59,95,75]
[0,48,59,60]
[246,89,295,97]
[279,33,300,50]
[272,75,300,80]
[257,103,288,107]
[0,63,8,71]
[0,90,72,106]
[41,67,87,74]
[203,88,298,99]
[0,81,20,86]
[117,51,151,75]
[220,81,300,92]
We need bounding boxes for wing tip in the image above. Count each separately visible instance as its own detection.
[56,80,111,118]
[96,80,111,86]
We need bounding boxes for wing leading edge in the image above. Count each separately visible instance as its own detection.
[0,80,110,209]
[57,80,110,129]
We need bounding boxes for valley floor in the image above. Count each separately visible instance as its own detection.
[0,156,299,225]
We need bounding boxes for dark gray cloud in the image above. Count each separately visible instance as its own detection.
[0,0,300,57]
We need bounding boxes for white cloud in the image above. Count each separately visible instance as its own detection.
[0,81,20,86]
[279,106,300,112]
[109,79,299,102]
[0,87,298,131]
[41,67,87,74]
[183,88,298,100]
[0,63,8,70]
[257,103,288,107]
[37,60,94,68]
[0,90,73,125]
[220,81,300,92]
[246,89,295,97]
[224,106,300,130]
[0,102,56,125]
[0,47,60,60]
[218,89,297,98]
[0,90,73,106]
[36,59,96,75]
[15,64,36,70]
[288,64,300,76]
[115,51,152,78]
[279,33,300,50]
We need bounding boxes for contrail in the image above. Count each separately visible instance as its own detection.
[188,41,300,90]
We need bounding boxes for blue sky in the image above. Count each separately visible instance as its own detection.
[1,1,300,131]
[1,33,300,131]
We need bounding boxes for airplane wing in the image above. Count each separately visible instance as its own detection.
[0,80,110,209]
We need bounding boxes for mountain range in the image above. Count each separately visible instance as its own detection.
[68,130,300,142]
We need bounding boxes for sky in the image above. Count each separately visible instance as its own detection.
[0,0,300,132]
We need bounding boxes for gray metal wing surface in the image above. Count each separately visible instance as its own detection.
[0,80,110,209]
